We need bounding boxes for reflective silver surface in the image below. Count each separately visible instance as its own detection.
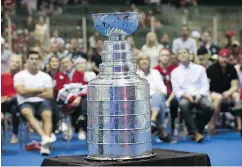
[86,12,153,160]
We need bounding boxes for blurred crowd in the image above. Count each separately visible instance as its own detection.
[1,1,242,157]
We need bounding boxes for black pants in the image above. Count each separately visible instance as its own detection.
[179,97,214,134]
[51,100,60,133]
[70,96,87,133]
[169,97,179,132]
[1,97,19,135]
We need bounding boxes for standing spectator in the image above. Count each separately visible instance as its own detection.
[25,15,35,33]
[171,48,213,142]
[14,51,54,155]
[35,16,48,45]
[68,38,86,62]
[54,56,88,140]
[1,55,22,144]
[74,57,96,82]
[141,32,163,68]
[207,49,239,134]
[225,30,235,50]
[172,24,197,55]
[160,33,171,50]
[137,54,175,143]
[154,49,178,132]
[1,37,12,73]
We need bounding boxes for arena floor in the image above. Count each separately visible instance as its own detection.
[2,130,242,166]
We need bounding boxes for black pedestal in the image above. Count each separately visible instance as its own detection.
[41,148,211,166]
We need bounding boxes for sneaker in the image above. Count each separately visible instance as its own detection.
[50,133,57,143]
[40,146,50,156]
[191,132,204,143]
[25,141,41,151]
[10,135,19,144]
[41,136,52,148]
[78,131,86,140]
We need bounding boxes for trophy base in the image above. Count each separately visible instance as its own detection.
[41,148,211,166]
[84,152,156,161]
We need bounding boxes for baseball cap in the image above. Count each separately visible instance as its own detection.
[225,30,235,37]
[218,49,230,57]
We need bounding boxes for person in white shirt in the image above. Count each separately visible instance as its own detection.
[141,32,164,68]
[172,25,197,55]
[14,51,54,155]
[137,53,175,143]
[171,48,214,142]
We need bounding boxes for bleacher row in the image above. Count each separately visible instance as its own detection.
[11,4,242,49]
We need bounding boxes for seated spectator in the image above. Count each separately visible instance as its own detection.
[14,51,54,155]
[197,47,210,68]
[231,40,241,63]
[234,54,242,131]
[47,56,60,78]
[1,37,12,73]
[172,24,197,55]
[83,47,99,73]
[92,39,102,70]
[126,36,140,63]
[34,16,47,45]
[74,57,96,82]
[68,38,86,62]
[191,31,201,48]
[207,49,240,134]
[50,30,65,47]
[141,32,164,68]
[171,49,214,142]
[89,31,100,49]
[154,49,178,133]
[198,31,220,56]
[225,30,235,50]
[25,15,35,33]
[137,53,175,143]
[54,56,88,140]
[160,33,171,50]
[1,55,22,144]
[42,42,65,69]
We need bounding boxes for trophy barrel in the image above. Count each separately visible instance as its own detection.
[86,39,154,160]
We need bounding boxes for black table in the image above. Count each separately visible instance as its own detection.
[41,148,211,166]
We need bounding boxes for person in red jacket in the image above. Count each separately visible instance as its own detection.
[1,54,22,143]
[54,56,87,140]
[154,49,178,134]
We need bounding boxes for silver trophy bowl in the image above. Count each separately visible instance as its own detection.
[86,12,154,161]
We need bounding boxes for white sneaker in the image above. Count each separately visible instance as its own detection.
[78,131,86,140]
[50,133,57,143]
[41,136,52,148]
[40,146,50,156]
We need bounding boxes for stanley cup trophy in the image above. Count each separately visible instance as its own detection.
[86,12,155,161]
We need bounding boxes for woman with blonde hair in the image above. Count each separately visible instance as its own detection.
[136,53,175,143]
[141,32,164,68]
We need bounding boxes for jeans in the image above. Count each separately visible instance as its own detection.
[179,96,214,134]
[151,93,167,128]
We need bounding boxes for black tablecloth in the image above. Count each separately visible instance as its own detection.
[41,148,211,166]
